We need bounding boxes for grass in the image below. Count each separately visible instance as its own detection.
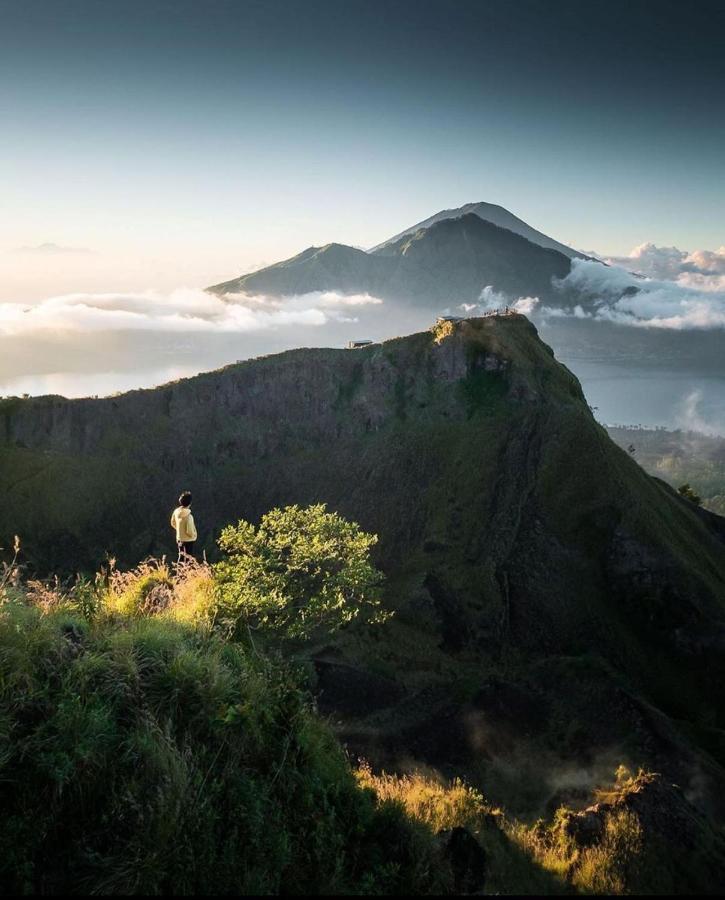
[0,576,457,895]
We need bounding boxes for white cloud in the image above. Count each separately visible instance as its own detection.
[552,259,725,329]
[597,242,725,287]
[464,286,541,317]
[464,261,725,331]
[0,288,384,337]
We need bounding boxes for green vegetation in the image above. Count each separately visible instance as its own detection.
[0,528,450,895]
[3,498,725,895]
[357,764,725,895]
[214,504,385,641]
[3,319,725,894]
[5,560,722,895]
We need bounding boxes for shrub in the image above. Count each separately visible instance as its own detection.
[677,482,702,505]
[214,504,385,641]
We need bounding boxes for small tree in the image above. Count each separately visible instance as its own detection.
[214,504,384,641]
[677,483,702,506]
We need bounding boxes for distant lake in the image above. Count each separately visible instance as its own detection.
[561,358,725,436]
[0,365,203,399]
[2,356,724,438]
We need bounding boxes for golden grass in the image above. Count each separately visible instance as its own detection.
[356,763,495,833]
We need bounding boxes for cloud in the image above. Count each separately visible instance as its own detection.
[462,262,725,331]
[0,288,384,337]
[15,242,93,255]
[463,286,540,317]
[553,259,725,330]
[597,242,725,288]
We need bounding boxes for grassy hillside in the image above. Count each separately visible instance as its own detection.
[2,314,725,826]
[0,570,454,895]
[4,559,724,894]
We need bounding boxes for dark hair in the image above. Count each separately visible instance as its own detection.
[179,491,192,507]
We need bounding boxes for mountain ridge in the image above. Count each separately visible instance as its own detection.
[2,313,725,816]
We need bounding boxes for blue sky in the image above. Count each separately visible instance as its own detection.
[1,0,724,299]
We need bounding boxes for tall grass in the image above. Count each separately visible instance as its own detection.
[0,569,452,895]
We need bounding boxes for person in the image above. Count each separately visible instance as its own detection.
[170,491,197,562]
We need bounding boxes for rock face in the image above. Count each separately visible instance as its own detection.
[557,772,725,894]
[2,314,725,814]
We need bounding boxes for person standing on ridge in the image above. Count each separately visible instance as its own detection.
[171,491,197,562]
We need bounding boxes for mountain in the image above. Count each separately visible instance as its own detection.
[370,200,586,258]
[208,213,573,307]
[2,314,725,818]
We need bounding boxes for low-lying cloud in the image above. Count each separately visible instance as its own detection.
[557,259,725,329]
[596,242,725,291]
[467,260,725,330]
[0,288,383,337]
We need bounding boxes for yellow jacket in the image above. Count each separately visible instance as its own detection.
[171,506,197,542]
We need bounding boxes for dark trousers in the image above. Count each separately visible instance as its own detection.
[177,541,196,562]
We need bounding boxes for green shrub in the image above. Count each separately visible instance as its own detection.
[214,504,386,642]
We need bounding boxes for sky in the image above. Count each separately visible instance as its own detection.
[1,0,724,301]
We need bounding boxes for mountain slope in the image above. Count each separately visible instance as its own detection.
[370,201,585,258]
[2,314,725,815]
[208,242,380,297]
[208,214,573,307]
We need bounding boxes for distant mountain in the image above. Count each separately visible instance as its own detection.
[209,242,377,298]
[208,213,573,308]
[370,201,586,258]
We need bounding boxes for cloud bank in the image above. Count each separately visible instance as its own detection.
[556,259,725,329]
[597,242,725,291]
[468,260,725,331]
[0,288,383,337]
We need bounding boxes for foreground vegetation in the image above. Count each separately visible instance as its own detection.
[0,575,450,894]
[2,505,725,894]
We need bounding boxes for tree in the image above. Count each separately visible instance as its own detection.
[677,483,702,506]
[214,504,384,641]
